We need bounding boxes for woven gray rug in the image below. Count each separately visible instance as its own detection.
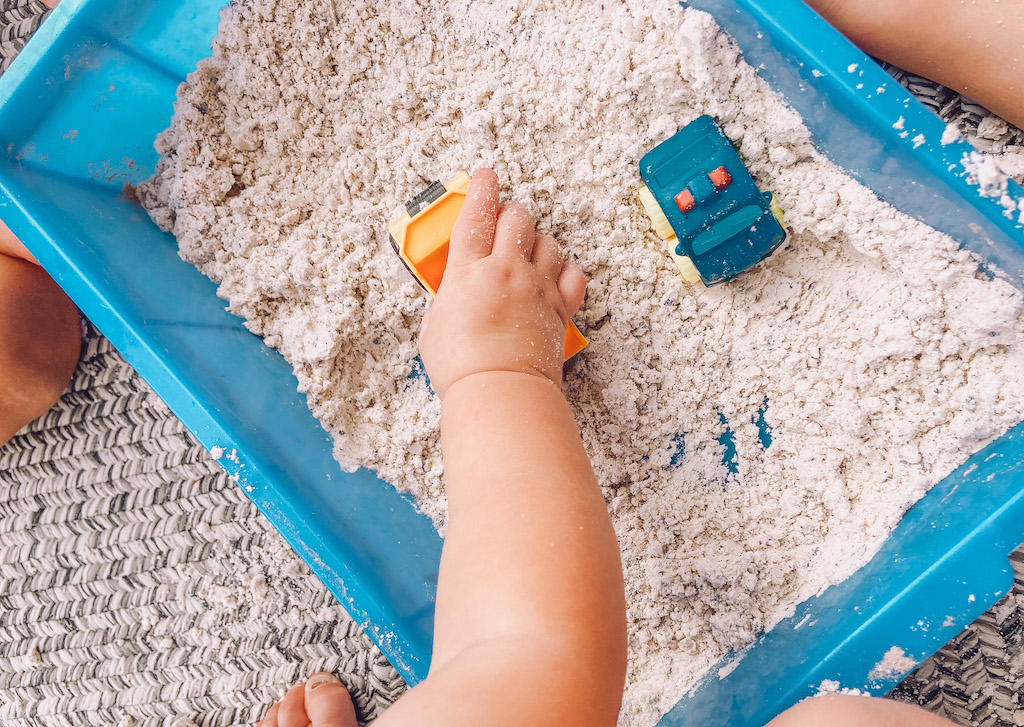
[2,3,1024,726]
[0,0,49,72]
[0,325,407,726]
[890,549,1024,725]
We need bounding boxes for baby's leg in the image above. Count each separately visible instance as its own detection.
[805,0,1024,129]
[769,694,956,727]
[0,224,81,446]
[259,673,358,727]
[0,219,39,264]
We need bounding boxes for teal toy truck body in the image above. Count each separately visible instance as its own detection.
[638,115,787,285]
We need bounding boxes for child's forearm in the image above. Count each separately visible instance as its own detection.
[372,170,621,727]
[436,370,625,655]
[417,370,626,725]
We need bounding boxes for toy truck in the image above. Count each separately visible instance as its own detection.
[388,172,589,361]
[637,115,788,286]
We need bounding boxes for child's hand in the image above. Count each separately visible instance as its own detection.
[418,169,587,399]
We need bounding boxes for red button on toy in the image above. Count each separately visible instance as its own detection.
[709,166,732,190]
[675,189,695,213]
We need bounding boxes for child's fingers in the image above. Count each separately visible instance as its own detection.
[449,169,500,265]
[556,261,588,316]
[532,234,564,279]
[491,201,537,260]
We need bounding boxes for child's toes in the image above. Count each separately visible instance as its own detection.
[259,701,280,727]
[272,684,309,727]
[304,673,359,727]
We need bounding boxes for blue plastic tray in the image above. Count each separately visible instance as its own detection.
[0,0,441,681]
[1,1,1022,725]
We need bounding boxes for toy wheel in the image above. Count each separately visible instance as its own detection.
[638,185,676,241]
[672,253,703,285]
[769,192,786,228]
[769,192,793,248]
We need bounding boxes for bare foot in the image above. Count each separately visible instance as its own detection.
[0,225,81,446]
[259,673,359,727]
[805,0,1024,129]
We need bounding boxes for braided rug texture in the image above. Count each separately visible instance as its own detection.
[891,549,1024,726]
[881,62,1024,152]
[0,326,408,726]
[0,0,48,72]
[1,5,1024,727]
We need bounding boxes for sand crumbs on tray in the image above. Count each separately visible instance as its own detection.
[137,1,1024,724]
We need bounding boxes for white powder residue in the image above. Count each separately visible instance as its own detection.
[942,122,962,146]
[137,2,1024,725]
[945,116,1024,185]
[966,150,1011,193]
[814,679,868,697]
[793,613,813,630]
[868,646,919,681]
[717,655,743,679]
[963,150,1024,223]
[973,116,1024,184]
[996,147,1024,182]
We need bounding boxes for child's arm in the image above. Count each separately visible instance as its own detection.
[374,169,627,727]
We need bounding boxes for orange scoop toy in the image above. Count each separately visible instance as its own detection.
[387,171,588,361]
